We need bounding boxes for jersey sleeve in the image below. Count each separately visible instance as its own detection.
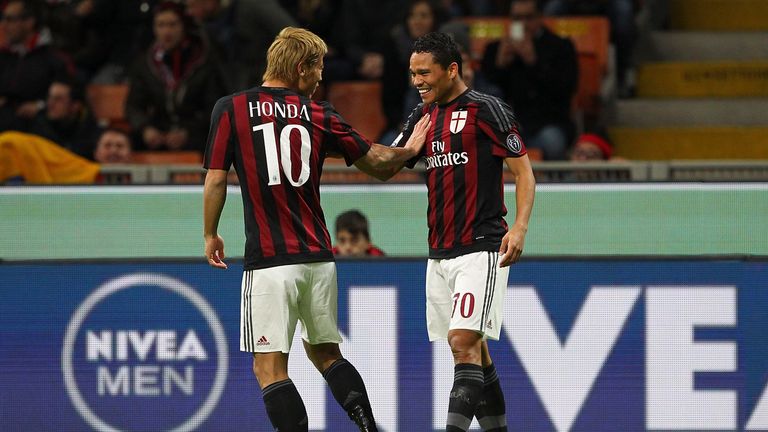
[321,102,372,166]
[391,103,426,169]
[203,97,235,170]
[476,96,527,158]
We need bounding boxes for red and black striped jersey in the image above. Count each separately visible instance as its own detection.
[204,86,372,270]
[395,89,526,259]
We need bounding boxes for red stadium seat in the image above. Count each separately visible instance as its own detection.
[326,81,387,140]
[87,84,130,123]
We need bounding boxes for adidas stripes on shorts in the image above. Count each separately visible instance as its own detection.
[240,261,343,353]
[426,251,509,341]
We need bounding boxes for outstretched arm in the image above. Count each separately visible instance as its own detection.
[354,115,431,181]
[203,169,229,269]
[498,155,535,267]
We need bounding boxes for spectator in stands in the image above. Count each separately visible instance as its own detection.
[0,0,73,131]
[283,0,352,84]
[335,0,411,81]
[93,127,132,164]
[381,0,448,140]
[332,210,386,257]
[570,132,613,161]
[542,0,637,97]
[186,0,296,92]
[74,0,158,83]
[126,1,226,153]
[481,0,578,160]
[43,0,89,69]
[26,78,100,158]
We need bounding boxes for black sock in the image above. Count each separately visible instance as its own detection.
[322,358,375,421]
[262,379,308,432]
[476,364,507,432]
[447,363,485,431]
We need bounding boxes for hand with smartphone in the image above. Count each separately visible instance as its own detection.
[508,20,537,66]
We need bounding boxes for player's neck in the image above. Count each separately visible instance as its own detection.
[262,79,298,92]
[439,80,469,105]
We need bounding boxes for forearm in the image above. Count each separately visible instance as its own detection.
[513,170,535,230]
[371,143,417,167]
[203,171,228,238]
[506,158,536,230]
[353,143,412,180]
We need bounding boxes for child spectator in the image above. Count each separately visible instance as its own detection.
[332,210,386,257]
[570,132,613,161]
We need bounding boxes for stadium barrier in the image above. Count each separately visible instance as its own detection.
[95,161,768,185]
[2,184,766,260]
[2,258,768,431]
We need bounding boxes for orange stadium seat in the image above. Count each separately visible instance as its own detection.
[87,83,130,123]
[543,17,610,76]
[326,81,387,141]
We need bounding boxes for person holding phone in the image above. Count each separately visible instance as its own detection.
[481,0,578,160]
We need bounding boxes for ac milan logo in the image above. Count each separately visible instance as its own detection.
[449,110,467,134]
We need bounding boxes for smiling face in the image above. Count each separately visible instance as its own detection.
[409,51,460,105]
[94,130,132,164]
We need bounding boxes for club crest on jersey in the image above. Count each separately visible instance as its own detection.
[506,133,523,154]
[449,110,467,134]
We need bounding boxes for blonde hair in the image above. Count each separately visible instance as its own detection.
[263,27,328,84]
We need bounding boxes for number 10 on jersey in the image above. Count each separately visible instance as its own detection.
[253,122,311,187]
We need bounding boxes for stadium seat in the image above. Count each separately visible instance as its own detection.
[87,84,130,123]
[543,17,610,78]
[670,0,768,31]
[637,61,768,98]
[608,126,768,159]
[327,81,387,141]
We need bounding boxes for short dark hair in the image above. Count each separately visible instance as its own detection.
[51,77,85,103]
[335,210,370,241]
[412,31,462,76]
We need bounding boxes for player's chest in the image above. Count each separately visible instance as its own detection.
[424,106,478,157]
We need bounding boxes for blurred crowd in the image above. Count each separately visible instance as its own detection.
[0,0,637,179]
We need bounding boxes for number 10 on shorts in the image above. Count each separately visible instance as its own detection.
[452,292,475,318]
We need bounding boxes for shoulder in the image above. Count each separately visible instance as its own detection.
[315,100,339,113]
[211,94,236,117]
[466,90,516,129]
[403,102,427,129]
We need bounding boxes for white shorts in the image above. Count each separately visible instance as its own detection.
[426,251,509,341]
[240,261,342,353]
